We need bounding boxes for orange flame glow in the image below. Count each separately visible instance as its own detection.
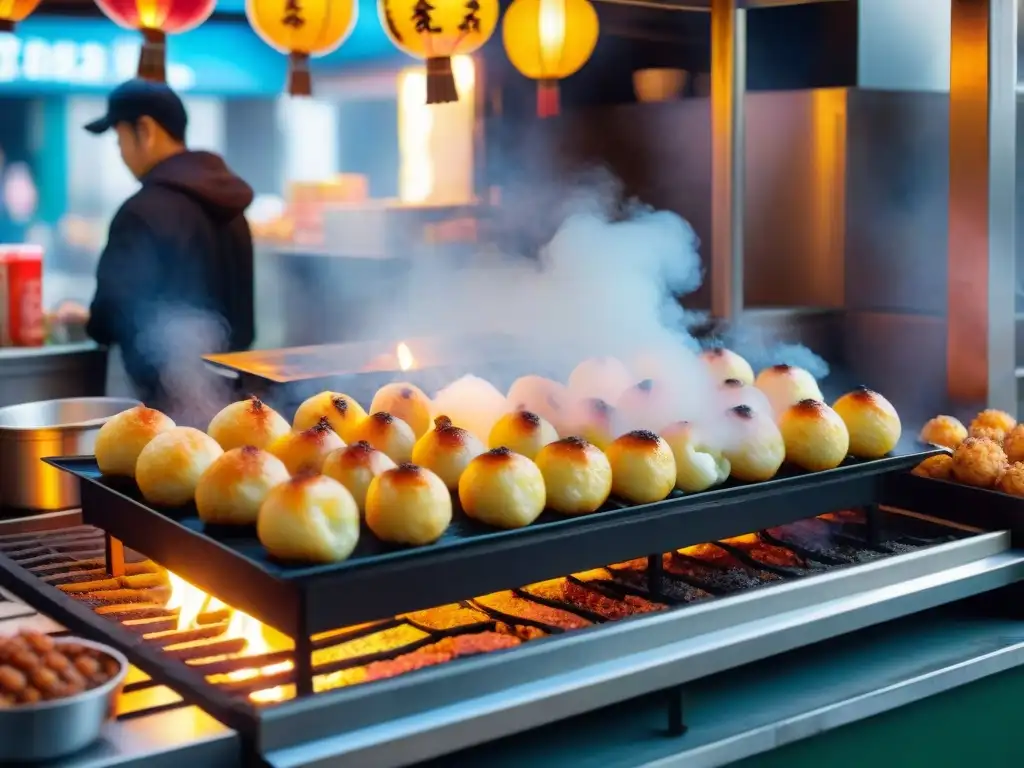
[155,571,293,703]
[396,342,415,371]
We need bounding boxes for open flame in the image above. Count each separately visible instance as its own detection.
[158,571,293,703]
[396,342,415,371]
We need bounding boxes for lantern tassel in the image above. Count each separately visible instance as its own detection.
[138,28,167,82]
[426,57,459,105]
[537,80,560,118]
[288,52,312,96]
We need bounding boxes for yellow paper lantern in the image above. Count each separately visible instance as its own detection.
[0,0,42,31]
[502,0,599,117]
[247,0,359,95]
[379,0,498,104]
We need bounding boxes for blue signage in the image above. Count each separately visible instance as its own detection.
[0,2,404,96]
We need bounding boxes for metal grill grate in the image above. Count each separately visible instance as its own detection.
[0,510,955,709]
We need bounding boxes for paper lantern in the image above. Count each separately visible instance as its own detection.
[0,0,42,32]
[379,0,498,104]
[247,0,358,96]
[95,0,216,82]
[502,0,598,117]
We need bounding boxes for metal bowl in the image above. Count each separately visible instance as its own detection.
[0,637,129,762]
[0,397,141,510]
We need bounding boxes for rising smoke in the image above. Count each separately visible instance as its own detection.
[137,168,827,441]
[368,168,828,433]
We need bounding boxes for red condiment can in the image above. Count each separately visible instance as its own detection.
[0,244,44,347]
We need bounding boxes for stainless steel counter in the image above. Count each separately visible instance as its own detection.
[0,342,107,408]
[417,600,1024,768]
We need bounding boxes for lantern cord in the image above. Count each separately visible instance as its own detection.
[0,20,14,32]
[138,28,167,83]
[426,56,459,104]
[288,52,313,97]
[537,79,560,118]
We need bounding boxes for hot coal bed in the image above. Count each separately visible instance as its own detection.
[0,509,973,720]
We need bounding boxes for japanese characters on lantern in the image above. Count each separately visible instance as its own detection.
[502,0,598,117]
[247,0,358,95]
[379,0,498,104]
[94,0,216,82]
[0,0,43,33]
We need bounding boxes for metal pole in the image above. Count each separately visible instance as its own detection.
[947,0,1017,412]
[710,0,746,321]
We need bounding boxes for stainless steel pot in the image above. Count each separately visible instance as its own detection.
[0,637,128,761]
[0,397,140,511]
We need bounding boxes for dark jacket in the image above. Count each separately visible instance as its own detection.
[86,151,255,409]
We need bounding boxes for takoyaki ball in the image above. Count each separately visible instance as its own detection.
[997,462,1024,497]
[365,464,452,545]
[779,400,850,472]
[830,387,902,459]
[660,421,730,493]
[919,416,968,450]
[722,405,786,483]
[292,391,367,443]
[458,448,546,530]
[95,405,176,477]
[969,425,1006,444]
[1003,425,1024,464]
[195,446,290,525]
[268,418,345,475]
[971,409,1017,436]
[754,364,823,417]
[321,441,397,515]
[348,412,417,464]
[715,378,772,417]
[432,375,507,444]
[369,383,433,438]
[606,430,676,505]
[506,376,570,432]
[488,410,559,459]
[562,398,618,451]
[567,357,634,403]
[135,427,224,507]
[700,348,755,386]
[912,454,953,480]
[533,437,612,516]
[951,437,1007,488]
[207,396,290,453]
[616,379,676,432]
[411,416,485,490]
[257,473,360,563]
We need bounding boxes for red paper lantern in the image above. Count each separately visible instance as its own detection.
[95,0,216,82]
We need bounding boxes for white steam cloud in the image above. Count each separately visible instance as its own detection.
[137,169,829,446]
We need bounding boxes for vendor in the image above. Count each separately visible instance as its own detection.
[80,79,255,421]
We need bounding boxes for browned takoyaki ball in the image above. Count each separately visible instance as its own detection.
[970,409,1016,436]
[951,437,1007,488]
[912,454,953,480]
[1004,425,1024,464]
[968,425,1006,444]
[997,462,1024,497]
[919,416,968,450]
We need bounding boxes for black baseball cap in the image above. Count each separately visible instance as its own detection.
[84,79,188,141]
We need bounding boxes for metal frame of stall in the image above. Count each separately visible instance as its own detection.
[701,0,1018,413]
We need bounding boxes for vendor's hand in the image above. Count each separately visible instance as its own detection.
[52,301,90,325]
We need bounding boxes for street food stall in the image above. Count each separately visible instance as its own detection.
[0,0,1023,766]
